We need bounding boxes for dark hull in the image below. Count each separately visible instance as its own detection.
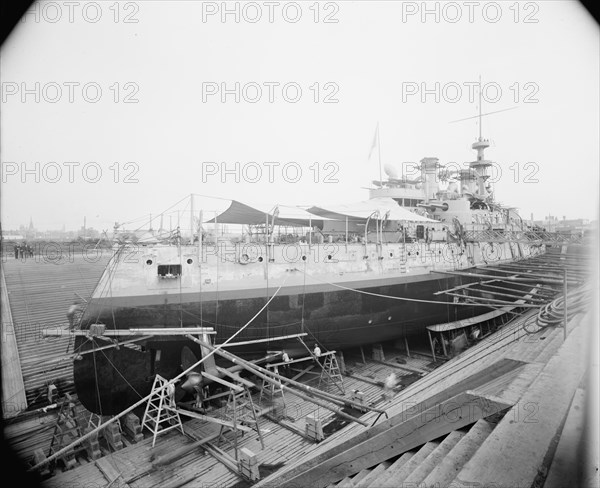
[74,273,486,414]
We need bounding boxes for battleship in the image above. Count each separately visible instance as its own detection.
[72,130,548,414]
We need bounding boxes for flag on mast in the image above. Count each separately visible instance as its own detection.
[368,122,379,160]
[367,122,383,186]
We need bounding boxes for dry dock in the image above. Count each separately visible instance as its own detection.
[2,245,597,488]
[22,306,597,488]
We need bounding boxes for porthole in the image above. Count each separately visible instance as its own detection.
[258,256,263,262]
[187,259,193,264]
[146,259,153,265]
[327,255,332,260]
[302,255,307,261]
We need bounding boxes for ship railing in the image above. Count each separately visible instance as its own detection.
[463,229,583,245]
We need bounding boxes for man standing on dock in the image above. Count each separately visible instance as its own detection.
[67,301,84,329]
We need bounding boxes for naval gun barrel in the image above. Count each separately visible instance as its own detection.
[418,202,449,212]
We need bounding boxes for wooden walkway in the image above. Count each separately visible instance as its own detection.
[2,253,110,409]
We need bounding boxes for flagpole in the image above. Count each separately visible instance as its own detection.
[377,122,383,187]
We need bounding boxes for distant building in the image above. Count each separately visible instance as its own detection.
[532,216,591,234]
[2,234,24,240]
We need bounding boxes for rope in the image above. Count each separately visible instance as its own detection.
[522,286,591,334]
[535,287,590,329]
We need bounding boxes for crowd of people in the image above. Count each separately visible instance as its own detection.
[12,243,34,259]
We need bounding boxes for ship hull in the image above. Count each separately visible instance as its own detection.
[74,272,489,414]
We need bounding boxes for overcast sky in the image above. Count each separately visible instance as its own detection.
[1,0,598,232]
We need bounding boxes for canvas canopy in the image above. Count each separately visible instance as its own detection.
[307,197,436,223]
[205,200,326,228]
[206,197,436,227]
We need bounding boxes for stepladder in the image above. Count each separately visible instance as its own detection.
[141,374,184,447]
[318,351,345,394]
[219,384,265,458]
[258,364,285,406]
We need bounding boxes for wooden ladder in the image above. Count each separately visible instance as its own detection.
[258,363,285,405]
[297,337,345,394]
[318,352,345,394]
[219,385,265,459]
[141,375,184,447]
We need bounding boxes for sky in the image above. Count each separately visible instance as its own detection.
[1,0,598,232]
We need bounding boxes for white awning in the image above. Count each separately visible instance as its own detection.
[205,200,327,227]
[307,197,436,223]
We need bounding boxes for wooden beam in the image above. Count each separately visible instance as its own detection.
[291,364,315,381]
[201,371,244,393]
[215,366,256,389]
[0,267,27,416]
[434,278,499,295]
[436,269,576,286]
[204,442,240,475]
[264,413,314,441]
[444,292,540,307]
[344,373,381,387]
[273,391,512,488]
[151,431,218,466]
[174,408,251,431]
[462,288,548,303]
[216,332,308,347]
[482,265,579,283]
[371,359,427,376]
[96,457,131,488]
[193,336,386,415]
[204,344,373,426]
[268,356,314,368]
[42,326,216,337]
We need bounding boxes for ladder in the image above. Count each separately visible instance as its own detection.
[258,364,285,405]
[297,338,345,394]
[219,385,265,459]
[318,352,345,394]
[141,375,184,447]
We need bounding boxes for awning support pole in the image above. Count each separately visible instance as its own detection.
[427,330,436,362]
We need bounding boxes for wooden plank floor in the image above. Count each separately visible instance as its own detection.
[1,265,28,416]
[2,254,110,406]
[30,305,588,488]
[40,346,436,488]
